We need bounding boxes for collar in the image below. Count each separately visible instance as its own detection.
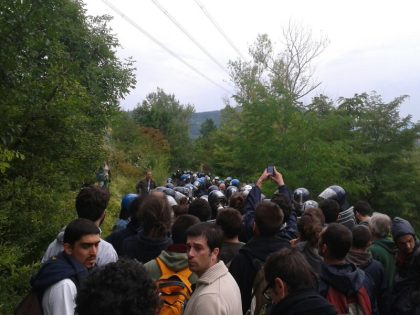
[197,261,227,285]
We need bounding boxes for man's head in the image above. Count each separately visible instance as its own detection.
[318,199,340,224]
[75,259,161,315]
[392,217,417,255]
[146,170,153,180]
[369,212,391,239]
[254,200,284,237]
[353,200,372,223]
[351,225,372,250]
[76,186,110,224]
[216,207,242,240]
[63,218,101,269]
[171,214,200,244]
[141,194,172,239]
[188,198,211,222]
[319,223,352,262]
[264,248,315,304]
[186,222,223,276]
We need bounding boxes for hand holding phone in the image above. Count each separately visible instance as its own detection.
[267,165,275,176]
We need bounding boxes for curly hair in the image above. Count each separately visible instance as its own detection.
[75,259,161,315]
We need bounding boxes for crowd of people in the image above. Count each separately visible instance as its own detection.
[22,167,420,315]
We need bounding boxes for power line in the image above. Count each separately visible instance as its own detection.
[193,0,246,60]
[150,0,229,75]
[102,0,231,93]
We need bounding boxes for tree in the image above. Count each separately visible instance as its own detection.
[0,0,135,312]
[229,22,328,106]
[132,88,194,169]
[199,118,217,138]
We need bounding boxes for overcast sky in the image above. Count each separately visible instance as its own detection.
[85,0,420,122]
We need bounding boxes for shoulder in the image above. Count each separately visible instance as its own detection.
[96,238,118,265]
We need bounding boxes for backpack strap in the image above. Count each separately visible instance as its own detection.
[155,257,193,293]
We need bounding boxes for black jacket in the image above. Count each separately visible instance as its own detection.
[270,288,337,315]
[121,230,172,263]
[229,235,290,314]
[105,220,139,256]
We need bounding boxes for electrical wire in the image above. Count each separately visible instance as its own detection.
[102,0,231,93]
[193,0,246,60]
[150,0,229,75]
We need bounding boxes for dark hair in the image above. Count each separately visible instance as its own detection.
[321,223,352,260]
[354,200,373,216]
[229,192,245,214]
[141,194,172,238]
[76,186,110,222]
[63,218,100,245]
[271,194,292,222]
[302,207,325,226]
[128,195,146,226]
[255,201,284,237]
[75,259,161,315]
[319,199,340,224]
[171,215,200,244]
[352,225,372,249]
[188,198,211,222]
[216,207,242,239]
[264,248,315,293]
[298,215,323,247]
[173,204,188,218]
[186,222,223,253]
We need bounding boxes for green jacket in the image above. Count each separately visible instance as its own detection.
[368,238,396,289]
[143,247,198,284]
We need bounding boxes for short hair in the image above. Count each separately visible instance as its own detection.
[76,186,110,222]
[352,225,372,249]
[188,198,211,222]
[75,259,161,315]
[141,194,172,238]
[321,223,352,260]
[186,222,223,253]
[271,194,292,222]
[354,200,373,216]
[171,215,200,244]
[369,212,391,238]
[302,207,325,226]
[319,199,340,224]
[255,201,284,237]
[229,192,245,214]
[264,248,315,293]
[63,218,100,246]
[173,204,188,218]
[216,207,242,239]
[298,215,323,247]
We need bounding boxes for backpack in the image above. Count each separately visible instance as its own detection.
[155,257,192,315]
[246,258,270,315]
[14,290,43,315]
[325,285,372,315]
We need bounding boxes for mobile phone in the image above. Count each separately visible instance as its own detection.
[267,165,274,176]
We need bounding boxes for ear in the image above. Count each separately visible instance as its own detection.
[274,277,287,299]
[211,247,220,261]
[63,243,73,255]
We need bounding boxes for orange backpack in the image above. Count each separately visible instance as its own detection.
[156,257,193,315]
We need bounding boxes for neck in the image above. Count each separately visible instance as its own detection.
[350,247,368,254]
[324,257,347,265]
[224,236,240,243]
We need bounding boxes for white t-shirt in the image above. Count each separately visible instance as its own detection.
[42,279,77,315]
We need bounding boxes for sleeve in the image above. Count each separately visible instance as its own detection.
[229,254,254,314]
[42,279,77,315]
[242,186,262,242]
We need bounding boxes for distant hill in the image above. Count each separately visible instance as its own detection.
[189,110,221,139]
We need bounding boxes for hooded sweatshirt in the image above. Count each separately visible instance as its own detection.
[319,262,374,311]
[368,238,396,289]
[143,244,197,284]
[390,217,420,315]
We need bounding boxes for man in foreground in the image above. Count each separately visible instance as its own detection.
[31,218,100,315]
[183,222,242,315]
